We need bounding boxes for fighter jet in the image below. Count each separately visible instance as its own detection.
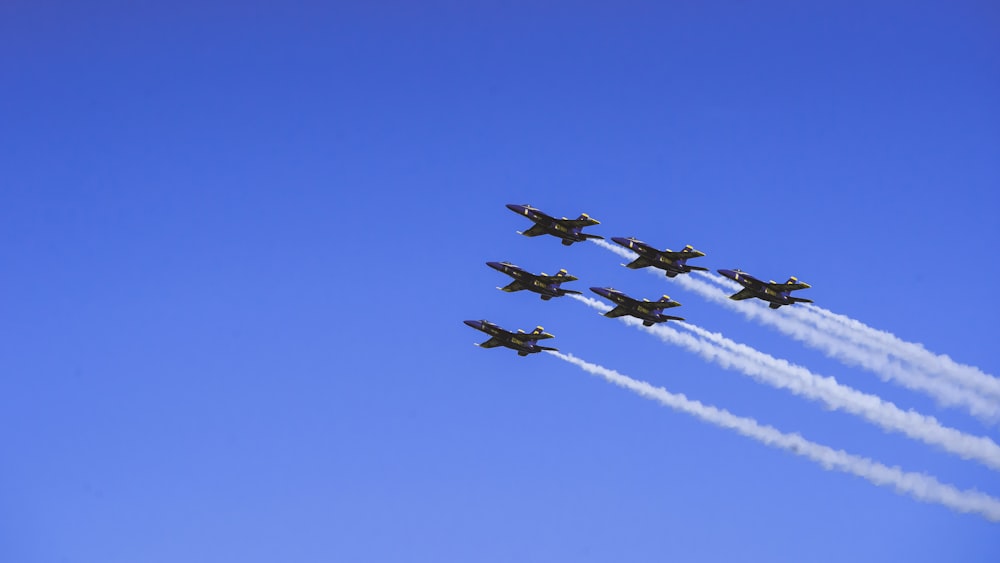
[487,261,582,300]
[717,269,813,309]
[464,320,557,356]
[506,204,603,246]
[589,287,685,326]
[612,236,708,278]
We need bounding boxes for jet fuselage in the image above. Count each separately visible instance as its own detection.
[506,204,602,246]
[590,287,685,326]
[717,269,811,308]
[611,237,707,278]
[487,261,580,300]
[464,320,556,356]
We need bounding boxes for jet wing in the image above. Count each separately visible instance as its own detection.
[625,256,652,269]
[729,287,758,301]
[604,305,631,318]
[519,224,549,237]
[477,337,505,348]
[500,281,526,292]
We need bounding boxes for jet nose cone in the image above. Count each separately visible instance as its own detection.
[590,287,611,297]
[486,261,504,271]
[717,269,737,280]
[506,204,527,214]
[464,320,484,330]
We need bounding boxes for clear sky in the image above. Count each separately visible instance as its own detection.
[3,2,999,561]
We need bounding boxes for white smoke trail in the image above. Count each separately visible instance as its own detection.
[693,268,1000,400]
[549,351,1000,522]
[590,239,1000,420]
[691,265,1000,402]
[792,304,1000,400]
[570,294,1000,472]
[691,268,739,286]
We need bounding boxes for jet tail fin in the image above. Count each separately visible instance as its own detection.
[656,295,681,308]
[783,276,812,291]
[785,276,810,285]
[555,269,579,281]
[683,245,706,257]
[529,326,555,339]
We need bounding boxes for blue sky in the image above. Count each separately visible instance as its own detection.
[3,2,999,561]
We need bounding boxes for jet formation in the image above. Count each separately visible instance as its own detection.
[468,204,814,355]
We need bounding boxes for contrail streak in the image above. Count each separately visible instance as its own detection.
[549,351,1000,522]
[570,294,1000,472]
[793,304,1000,400]
[693,268,1000,401]
[691,268,1000,403]
[590,239,1000,420]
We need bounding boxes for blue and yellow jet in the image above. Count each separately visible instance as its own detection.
[487,261,582,300]
[612,236,708,278]
[717,269,813,309]
[464,320,557,356]
[506,204,603,246]
[590,287,685,326]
